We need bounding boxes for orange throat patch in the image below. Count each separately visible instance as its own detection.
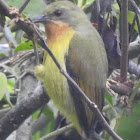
[45,20,73,42]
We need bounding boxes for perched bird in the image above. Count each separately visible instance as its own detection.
[34,1,108,139]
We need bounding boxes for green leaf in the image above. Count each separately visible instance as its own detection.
[15,41,40,52]
[113,3,120,11]
[105,93,113,105]
[128,11,135,24]
[134,24,139,33]
[7,78,15,87]
[0,72,7,100]
[33,131,41,140]
[22,13,26,18]
[116,101,140,140]
[82,0,87,6]
[81,0,95,7]
[5,89,13,107]
[7,78,15,93]
[15,41,34,52]
[0,53,5,56]
[86,0,95,5]
[43,107,54,120]
[47,121,54,133]
[32,110,40,120]
[128,11,140,32]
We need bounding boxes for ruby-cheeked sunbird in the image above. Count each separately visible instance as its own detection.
[34,1,108,138]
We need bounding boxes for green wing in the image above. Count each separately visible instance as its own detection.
[66,26,108,135]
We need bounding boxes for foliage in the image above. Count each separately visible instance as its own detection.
[0,72,7,100]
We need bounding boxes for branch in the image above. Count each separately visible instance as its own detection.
[0,0,34,36]
[128,61,140,78]
[120,0,129,82]
[32,33,40,65]
[3,24,17,47]
[15,66,36,139]
[0,108,10,119]
[0,24,20,40]
[107,80,132,96]
[0,85,49,140]
[129,39,140,59]
[31,114,49,135]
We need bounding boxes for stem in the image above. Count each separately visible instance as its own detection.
[120,0,129,82]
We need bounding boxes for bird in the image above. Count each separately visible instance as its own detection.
[34,1,108,139]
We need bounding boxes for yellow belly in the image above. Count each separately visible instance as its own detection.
[42,49,81,133]
[35,28,82,133]
[43,50,74,114]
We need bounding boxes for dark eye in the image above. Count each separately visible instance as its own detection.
[54,10,62,17]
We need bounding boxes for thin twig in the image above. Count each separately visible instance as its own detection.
[129,14,136,42]
[32,33,40,65]
[39,124,74,140]
[0,24,20,39]
[14,68,34,95]
[129,0,140,16]
[19,0,31,13]
[129,80,140,103]
[116,0,121,11]
[129,39,140,59]
[0,0,34,36]
[135,14,140,34]
[3,24,17,49]
[120,0,129,82]
[96,0,100,15]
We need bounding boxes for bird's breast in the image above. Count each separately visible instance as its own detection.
[43,24,75,96]
[41,27,81,132]
[43,27,75,102]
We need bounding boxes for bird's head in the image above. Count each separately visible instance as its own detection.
[33,1,88,29]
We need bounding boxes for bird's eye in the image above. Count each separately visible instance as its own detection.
[54,10,62,17]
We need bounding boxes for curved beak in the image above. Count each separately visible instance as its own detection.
[33,14,50,23]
